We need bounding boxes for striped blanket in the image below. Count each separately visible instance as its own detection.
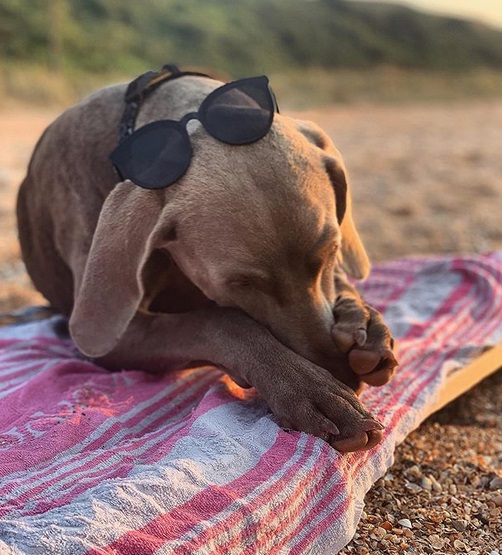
[0,253,501,555]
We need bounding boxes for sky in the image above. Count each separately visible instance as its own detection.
[355,0,502,29]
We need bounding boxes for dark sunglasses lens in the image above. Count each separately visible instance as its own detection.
[110,122,190,189]
[204,78,275,144]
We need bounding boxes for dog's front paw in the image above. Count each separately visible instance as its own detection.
[264,360,384,453]
[331,297,398,387]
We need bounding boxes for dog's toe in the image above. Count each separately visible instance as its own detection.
[349,348,398,386]
[330,428,383,452]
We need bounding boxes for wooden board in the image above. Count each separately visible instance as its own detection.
[425,342,502,418]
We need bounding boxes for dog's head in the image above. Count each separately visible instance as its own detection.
[70,77,369,361]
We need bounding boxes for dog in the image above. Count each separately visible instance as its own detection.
[17,67,397,453]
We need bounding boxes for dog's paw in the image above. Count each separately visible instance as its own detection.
[331,297,398,387]
[266,360,385,452]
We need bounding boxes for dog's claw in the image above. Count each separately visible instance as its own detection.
[364,429,384,450]
[330,429,383,452]
[363,417,385,431]
[354,329,367,347]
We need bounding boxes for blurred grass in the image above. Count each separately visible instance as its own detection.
[273,66,502,108]
[0,62,121,108]
[2,63,502,110]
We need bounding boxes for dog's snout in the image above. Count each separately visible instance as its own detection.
[261,289,336,361]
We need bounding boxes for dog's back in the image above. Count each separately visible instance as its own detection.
[17,85,126,314]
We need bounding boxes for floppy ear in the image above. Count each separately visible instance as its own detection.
[69,181,167,357]
[324,155,370,279]
[297,120,370,280]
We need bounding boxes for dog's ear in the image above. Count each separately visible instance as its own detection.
[69,181,168,357]
[297,120,370,280]
[324,155,370,279]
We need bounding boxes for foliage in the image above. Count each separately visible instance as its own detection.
[1,0,502,77]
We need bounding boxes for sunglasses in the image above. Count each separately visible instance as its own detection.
[110,75,279,190]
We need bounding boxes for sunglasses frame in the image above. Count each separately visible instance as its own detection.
[110,75,279,190]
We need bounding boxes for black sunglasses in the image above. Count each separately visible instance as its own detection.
[110,75,279,190]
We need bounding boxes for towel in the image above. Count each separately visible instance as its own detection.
[0,252,501,555]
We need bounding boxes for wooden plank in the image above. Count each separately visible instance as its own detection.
[425,342,502,418]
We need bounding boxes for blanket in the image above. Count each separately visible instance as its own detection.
[0,253,501,555]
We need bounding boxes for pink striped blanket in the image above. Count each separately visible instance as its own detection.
[0,253,501,554]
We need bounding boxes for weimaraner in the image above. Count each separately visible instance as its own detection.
[17,68,397,453]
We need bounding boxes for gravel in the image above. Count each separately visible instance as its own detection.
[340,370,502,554]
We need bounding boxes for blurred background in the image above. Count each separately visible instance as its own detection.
[1,0,502,311]
[2,0,502,105]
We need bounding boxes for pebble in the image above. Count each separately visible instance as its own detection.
[421,476,432,490]
[406,465,422,479]
[428,474,442,492]
[404,482,422,494]
[451,519,467,532]
[373,527,387,539]
[428,534,447,550]
[397,518,412,529]
[492,494,502,507]
[470,475,482,488]
[489,476,502,490]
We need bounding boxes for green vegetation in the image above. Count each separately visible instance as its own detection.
[1,0,502,106]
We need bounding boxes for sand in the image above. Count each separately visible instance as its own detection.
[0,100,501,553]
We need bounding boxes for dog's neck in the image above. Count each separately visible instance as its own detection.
[118,64,212,142]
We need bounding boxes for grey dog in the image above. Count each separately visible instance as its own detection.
[17,72,398,452]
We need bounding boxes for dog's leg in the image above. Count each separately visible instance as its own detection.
[331,267,398,388]
[96,307,385,453]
